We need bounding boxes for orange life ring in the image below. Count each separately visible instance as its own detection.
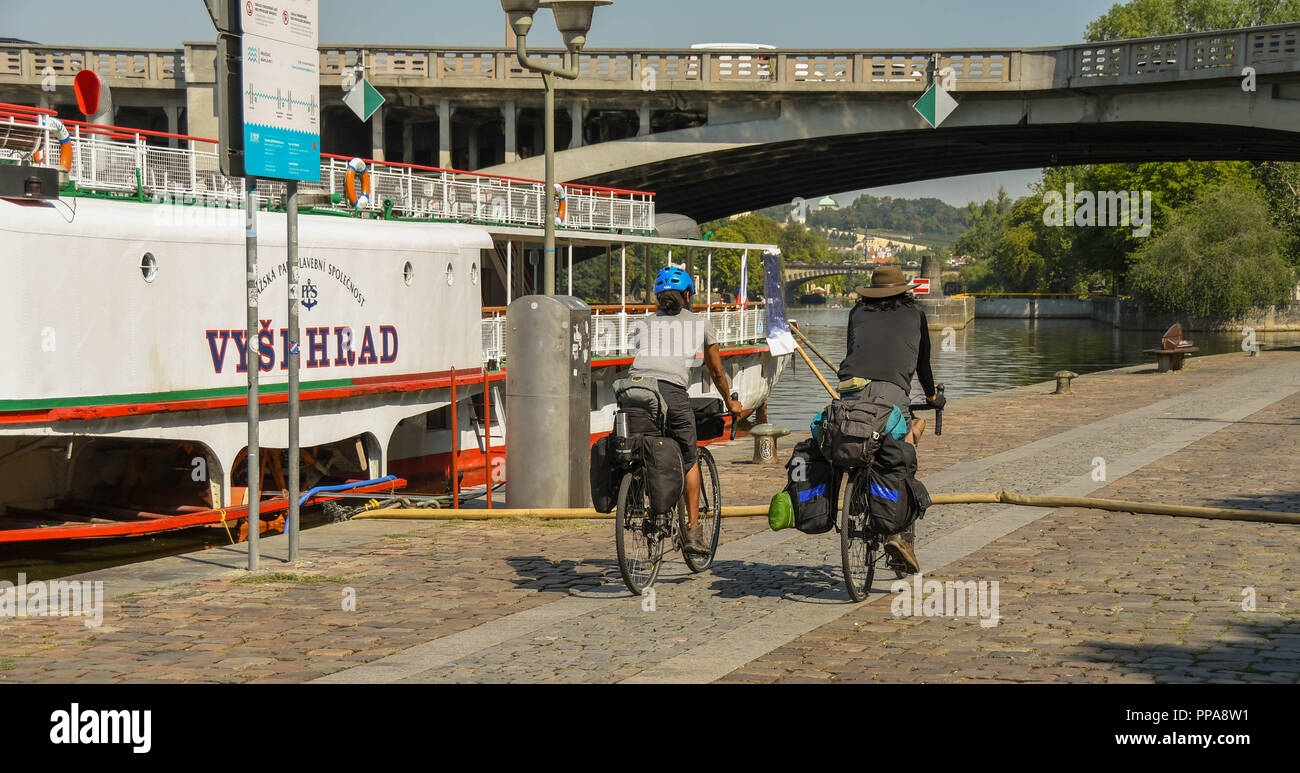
[554,182,567,225]
[34,116,72,171]
[344,158,371,209]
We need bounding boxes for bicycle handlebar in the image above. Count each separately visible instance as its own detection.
[907,383,945,436]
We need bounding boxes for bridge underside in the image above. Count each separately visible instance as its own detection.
[576,122,1300,222]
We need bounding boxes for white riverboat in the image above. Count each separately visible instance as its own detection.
[0,105,790,543]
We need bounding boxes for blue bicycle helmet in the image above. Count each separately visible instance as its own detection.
[654,265,695,295]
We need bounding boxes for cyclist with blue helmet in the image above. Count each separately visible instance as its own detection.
[629,265,744,556]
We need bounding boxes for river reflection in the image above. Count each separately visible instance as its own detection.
[766,307,1300,428]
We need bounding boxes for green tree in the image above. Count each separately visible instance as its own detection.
[1127,183,1295,317]
[1085,0,1300,41]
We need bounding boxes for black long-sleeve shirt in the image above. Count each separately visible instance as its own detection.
[836,302,936,399]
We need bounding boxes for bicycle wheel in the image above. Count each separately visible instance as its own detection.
[682,447,722,573]
[840,470,881,602]
[615,471,664,596]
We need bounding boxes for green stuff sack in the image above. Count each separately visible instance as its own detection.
[768,491,793,531]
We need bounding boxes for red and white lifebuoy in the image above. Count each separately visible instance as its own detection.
[554,182,567,225]
[344,157,371,209]
[34,116,72,172]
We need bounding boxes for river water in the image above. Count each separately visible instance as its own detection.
[766,307,1300,429]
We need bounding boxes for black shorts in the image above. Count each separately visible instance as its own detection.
[657,380,698,469]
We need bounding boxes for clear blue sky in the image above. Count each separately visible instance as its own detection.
[2,0,1123,205]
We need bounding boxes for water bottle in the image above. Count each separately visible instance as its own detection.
[614,411,631,461]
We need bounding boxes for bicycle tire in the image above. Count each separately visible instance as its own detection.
[615,471,663,596]
[840,470,880,602]
[682,447,722,573]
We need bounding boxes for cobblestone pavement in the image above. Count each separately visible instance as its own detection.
[726,389,1300,684]
[1,351,1296,683]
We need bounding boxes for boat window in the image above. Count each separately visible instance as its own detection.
[140,252,158,283]
[403,261,414,286]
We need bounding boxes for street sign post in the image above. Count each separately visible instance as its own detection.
[913,277,932,295]
[240,0,321,182]
[205,0,320,567]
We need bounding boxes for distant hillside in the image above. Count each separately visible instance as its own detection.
[755,193,966,252]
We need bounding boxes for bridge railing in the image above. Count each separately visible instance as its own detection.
[4,23,1300,93]
[1067,24,1300,82]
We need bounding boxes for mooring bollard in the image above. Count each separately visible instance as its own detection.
[750,424,790,464]
[1054,370,1078,395]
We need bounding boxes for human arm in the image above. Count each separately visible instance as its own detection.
[916,309,937,401]
[704,344,744,415]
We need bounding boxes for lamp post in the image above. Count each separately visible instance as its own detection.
[501,0,611,295]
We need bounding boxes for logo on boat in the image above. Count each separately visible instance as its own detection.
[301,279,319,310]
[205,322,398,373]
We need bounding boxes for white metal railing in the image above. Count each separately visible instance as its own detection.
[4,116,655,232]
[480,307,768,365]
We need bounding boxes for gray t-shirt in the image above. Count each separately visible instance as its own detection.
[628,309,719,389]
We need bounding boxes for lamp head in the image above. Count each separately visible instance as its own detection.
[501,0,540,36]
[539,0,612,51]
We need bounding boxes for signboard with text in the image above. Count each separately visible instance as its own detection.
[240,0,320,181]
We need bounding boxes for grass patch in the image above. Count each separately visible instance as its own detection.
[233,572,349,585]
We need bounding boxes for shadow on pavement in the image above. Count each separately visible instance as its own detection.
[705,558,847,603]
[505,555,618,591]
[1075,617,1299,683]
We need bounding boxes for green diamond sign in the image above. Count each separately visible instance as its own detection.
[913,83,958,129]
[343,76,385,122]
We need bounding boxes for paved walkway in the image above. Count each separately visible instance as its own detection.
[1,350,1297,683]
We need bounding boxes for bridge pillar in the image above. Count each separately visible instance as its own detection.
[504,100,517,163]
[402,121,414,164]
[164,105,179,149]
[921,253,944,299]
[638,101,650,137]
[569,101,584,149]
[438,99,452,168]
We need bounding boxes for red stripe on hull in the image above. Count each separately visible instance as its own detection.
[0,480,405,544]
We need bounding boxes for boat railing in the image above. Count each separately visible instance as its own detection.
[481,305,769,364]
[0,106,656,232]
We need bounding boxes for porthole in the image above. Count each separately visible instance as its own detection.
[470,261,479,286]
[140,252,158,283]
[445,262,455,286]
[403,261,414,286]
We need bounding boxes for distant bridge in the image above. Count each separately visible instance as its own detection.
[6,24,1300,219]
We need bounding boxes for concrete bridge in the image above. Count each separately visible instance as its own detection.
[6,23,1300,220]
[783,261,900,294]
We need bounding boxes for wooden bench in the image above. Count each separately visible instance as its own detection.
[1144,323,1200,372]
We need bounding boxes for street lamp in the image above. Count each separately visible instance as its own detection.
[501,0,612,295]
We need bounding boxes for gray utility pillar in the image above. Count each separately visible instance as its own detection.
[921,253,945,299]
[438,100,452,168]
[370,103,386,161]
[505,296,592,509]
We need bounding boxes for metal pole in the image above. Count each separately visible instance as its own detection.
[506,240,513,306]
[483,367,492,510]
[286,180,301,562]
[567,243,573,296]
[605,245,611,303]
[620,244,626,314]
[707,250,712,320]
[245,180,260,571]
[543,73,556,295]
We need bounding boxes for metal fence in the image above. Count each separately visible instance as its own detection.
[7,117,655,231]
[480,307,768,365]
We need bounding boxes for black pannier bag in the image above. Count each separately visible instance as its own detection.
[690,397,726,442]
[589,434,621,514]
[865,434,931,536]
[818,395,896,469]
[639,435,684,515]
[785,438,839,534]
